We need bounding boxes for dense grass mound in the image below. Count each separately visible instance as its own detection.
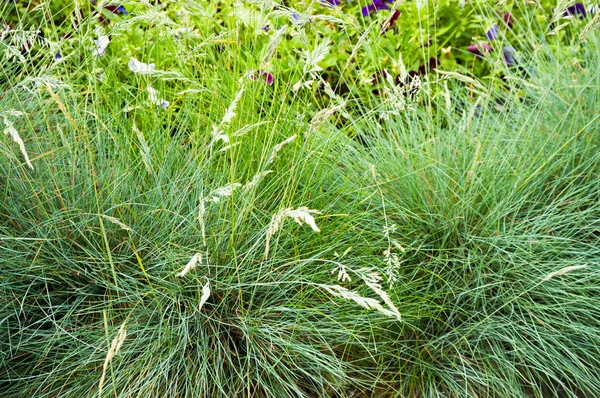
[2,1,600,397]
[342,52,600,396]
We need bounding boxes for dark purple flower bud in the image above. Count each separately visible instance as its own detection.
[564,3,586,19]
[467,42,493,56]
[389,9,400,26]
[502,46,516,66]
[262,25,270,32]
[381,9,401,33]
[371,69,391,84]
[416,57,439,75]
[428,57,439,70]
[486,24,499,40]
[262,72,274,85]
[503,12,513,28]
[55,51,62,60]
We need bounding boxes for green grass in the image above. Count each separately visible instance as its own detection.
[2,1,600,397]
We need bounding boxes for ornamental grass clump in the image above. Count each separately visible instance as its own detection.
[1,1,600,397]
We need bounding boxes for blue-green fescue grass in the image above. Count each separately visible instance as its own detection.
[334,23,600,395]
[2,1,600,397]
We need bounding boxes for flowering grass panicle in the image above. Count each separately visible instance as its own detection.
[100,215,132,232]
[266,134,296,165]
[307,102,346,137]
[177,253,203,277]
[542,264,588,282]
[2,111,33,169]
[205,183,243,204]
[242,170,274,192]
[98,322,127,398]
[318,283,400,320]
[265,206,322,258]
[198,280,211,311]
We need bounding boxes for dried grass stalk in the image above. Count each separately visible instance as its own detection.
[98,322,127,398]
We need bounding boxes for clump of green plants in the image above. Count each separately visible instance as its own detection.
[1,1,600,397]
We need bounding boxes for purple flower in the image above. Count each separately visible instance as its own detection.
[361,0,393,17]
[564,3,586,19]
[55,51,62,60]
[467,42,494,56]
[249,70,274,85]
[486,24,499,40]
[262,72,274,85]
[502,46,516,66]
[262,25,270,32]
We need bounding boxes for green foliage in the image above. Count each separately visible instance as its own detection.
[1,1,600,397]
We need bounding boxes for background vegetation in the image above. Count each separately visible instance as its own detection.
[1,1,599,397]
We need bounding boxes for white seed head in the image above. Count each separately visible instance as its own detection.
[98,322,127,398]
[542,264,588,282]
[2,115,33,169]
[177,253,202,277]
[198,280,211,311]
[282,207,322,232]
